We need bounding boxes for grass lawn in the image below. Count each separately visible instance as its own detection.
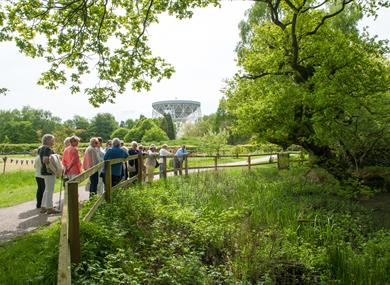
[0,171,62,208]
[0,224,59,284]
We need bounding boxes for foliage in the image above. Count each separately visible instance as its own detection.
[0,0,219,105]
[110,128,130,140]
[182,114,217,138]
[201,129,228,155]
[142,126,169,143]
[0,143,40,153]
[73,168,390,284]
[159,113,176,140]
[226,1,390,179]
[89,113,119,141]
[0,107,62,143]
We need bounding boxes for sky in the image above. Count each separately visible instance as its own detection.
[0,2,389,123]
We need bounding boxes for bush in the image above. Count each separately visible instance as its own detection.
[142,126,169,143]
[110,128,130,140]
[0,143,39,154]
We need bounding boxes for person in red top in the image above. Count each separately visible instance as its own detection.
[62,136,81,180]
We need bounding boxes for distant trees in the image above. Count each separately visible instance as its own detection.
[0,107,61,143]
[89,113,119,141]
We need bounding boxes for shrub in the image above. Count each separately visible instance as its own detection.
[110,128,130,140]
[142,126,169,143]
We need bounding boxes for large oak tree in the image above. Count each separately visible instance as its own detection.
[226,0,390,178]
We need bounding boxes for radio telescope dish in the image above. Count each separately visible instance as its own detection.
[152,100,202,132]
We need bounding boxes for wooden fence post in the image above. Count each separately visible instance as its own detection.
[277,152,290,170]
[184,155,189,176]
[104,160,112,203]
[163,156,167,179]
[2,157,6,174]
[248,155,251,170]
[137,154,143,183]
[214,156,218,171]
[67,182,80,263]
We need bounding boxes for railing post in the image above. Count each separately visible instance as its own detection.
[104,160,112,203]
[67,182,80,264]
[248,155,251,170]
[277,152,290,170]
[2,157,6,174]
[137,154,143,183]
[214,156,217,171]
[184,155,189,177]
[163,156,167,179]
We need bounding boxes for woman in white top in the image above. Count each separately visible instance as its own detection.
[159,144,171,178]
[145,144,158,182]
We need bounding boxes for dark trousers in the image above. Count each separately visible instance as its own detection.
[89,172,99,196]
[35,177,45,208]
[102,175,122,187]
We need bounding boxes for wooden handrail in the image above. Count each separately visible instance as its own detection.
[68,162,104,184]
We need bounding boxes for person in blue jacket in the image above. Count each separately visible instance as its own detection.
[102,138,128,186]
[174,145,189,176]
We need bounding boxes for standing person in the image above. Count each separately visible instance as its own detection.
[96,137,105,195]
[34,146,45,209]
[63,137,71,148]
[138,144,146,181]
[145,144,158,183]
[175,145,188,176]
[83,138,100,197]
[62,136,81,180]
[105,140,113,152]
[159,144,171,178]
[102,138,128,186]
[128,141,139,177]
[121,141,129,180]
[39,134,59,214]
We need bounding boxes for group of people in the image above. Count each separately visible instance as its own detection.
[34,133,189,214]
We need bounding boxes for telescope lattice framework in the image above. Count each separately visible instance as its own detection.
[152,100,202,127]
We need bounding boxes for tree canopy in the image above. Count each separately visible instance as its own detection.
[0,0,218,105]
[226,0,390,178]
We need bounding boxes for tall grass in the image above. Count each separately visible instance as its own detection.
[74,167,390,284]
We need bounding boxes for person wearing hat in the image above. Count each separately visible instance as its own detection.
[145,144,158,183]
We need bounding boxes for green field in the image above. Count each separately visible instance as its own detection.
[0,171,62,208]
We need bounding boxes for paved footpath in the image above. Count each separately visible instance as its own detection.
[0,186,90,243]
[0,156,275,243]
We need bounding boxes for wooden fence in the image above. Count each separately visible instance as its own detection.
[57,152,302,285]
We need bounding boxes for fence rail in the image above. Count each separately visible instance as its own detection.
[57,152,304,285]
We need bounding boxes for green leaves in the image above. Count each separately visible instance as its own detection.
[0,0,217,105]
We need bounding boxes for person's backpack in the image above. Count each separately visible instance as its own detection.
[48,154,63,177]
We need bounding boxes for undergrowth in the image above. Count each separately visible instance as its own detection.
[73,168,390,284]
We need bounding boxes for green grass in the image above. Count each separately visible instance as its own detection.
[0,171,62,208]
[0,224,59,285]
[73,167,390,284]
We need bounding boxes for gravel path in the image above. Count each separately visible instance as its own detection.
[0,155,275,243]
